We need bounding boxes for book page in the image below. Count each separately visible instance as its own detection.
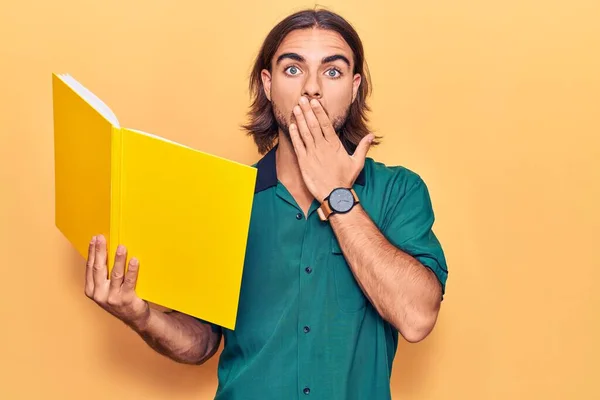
[56,74,120,128]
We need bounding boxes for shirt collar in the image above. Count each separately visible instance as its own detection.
[254,145,366,194]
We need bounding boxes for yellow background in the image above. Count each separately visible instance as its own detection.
[1,0,598,399]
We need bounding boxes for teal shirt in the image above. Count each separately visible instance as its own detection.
[204,146,448,400]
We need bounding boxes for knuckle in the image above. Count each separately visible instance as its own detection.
[111,271,123,280]
[106,295,120,307]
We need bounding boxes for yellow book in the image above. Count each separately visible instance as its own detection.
[52,73,256,330]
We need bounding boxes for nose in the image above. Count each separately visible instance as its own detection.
[301,72,322,99]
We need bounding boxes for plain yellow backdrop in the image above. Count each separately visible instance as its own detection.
[1,0,599,399]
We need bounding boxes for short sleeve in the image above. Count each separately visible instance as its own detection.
[381,172,448,299]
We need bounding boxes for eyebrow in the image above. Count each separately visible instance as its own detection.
[275,52,351,68]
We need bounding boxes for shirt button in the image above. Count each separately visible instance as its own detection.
[305,266,312,274]
[303,326,310,333]
[296,213,303,220]
[303,387,311,395]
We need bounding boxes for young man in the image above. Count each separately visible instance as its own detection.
[84,8,448,400]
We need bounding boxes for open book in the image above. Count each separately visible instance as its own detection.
[52,73,257,330]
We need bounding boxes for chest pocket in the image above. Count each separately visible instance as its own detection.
[330,236,367,313]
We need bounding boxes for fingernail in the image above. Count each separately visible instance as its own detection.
[130,258,139,266]
[117,245,124,255]
[299,96,308,104]
[310,99,319,107]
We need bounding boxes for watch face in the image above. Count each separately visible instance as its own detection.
[329,188,354,213]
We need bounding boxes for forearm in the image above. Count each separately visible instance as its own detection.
[329,205,442,342]
[129,308,221,365]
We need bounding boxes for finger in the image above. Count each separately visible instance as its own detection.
[292,105,315,149]
[109,244,127,291]
[85,236,96,297]
[289,123,307,158]
[352,133,375,162]
[310,99,337,142]
[299,96,325,143]
[122,257,140,291]
[93,234,108,285]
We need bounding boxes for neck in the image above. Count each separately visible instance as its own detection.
[275,132,315,208]
[275,132,303,186]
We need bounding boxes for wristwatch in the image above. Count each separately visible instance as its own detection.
[317,187,360,221]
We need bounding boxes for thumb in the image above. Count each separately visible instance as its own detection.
[353,133,374,161]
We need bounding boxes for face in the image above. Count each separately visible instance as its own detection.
[261,28,361,142]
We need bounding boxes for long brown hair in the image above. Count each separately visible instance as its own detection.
[241,7,381,155]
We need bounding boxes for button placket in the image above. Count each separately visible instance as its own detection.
[298,212,315,398]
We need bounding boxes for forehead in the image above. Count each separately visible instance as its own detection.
[274,28,353,64]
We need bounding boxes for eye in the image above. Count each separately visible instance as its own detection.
[325,68,342,79]
[285,66,301,76]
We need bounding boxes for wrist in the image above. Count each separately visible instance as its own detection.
[330,203,362,221]
[128,304,152,333]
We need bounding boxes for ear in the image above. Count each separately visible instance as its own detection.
[351,73,362,103]
[261,69,272,101]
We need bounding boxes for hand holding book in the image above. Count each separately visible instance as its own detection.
[85,234,150,330]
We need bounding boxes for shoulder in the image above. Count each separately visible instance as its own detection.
[363,157,427,196]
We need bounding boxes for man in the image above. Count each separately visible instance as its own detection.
[84,8,448,400]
